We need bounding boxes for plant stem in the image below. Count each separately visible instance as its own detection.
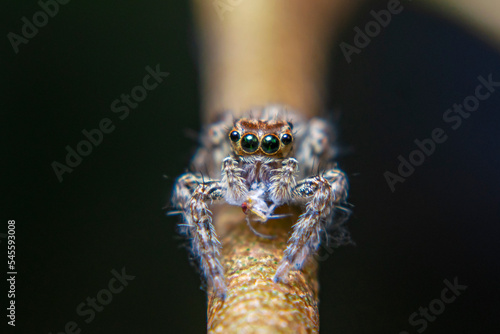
[192,0,360,122]
[207,206,319,333]
[190,0,360,332]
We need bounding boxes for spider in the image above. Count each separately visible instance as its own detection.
[170,105,350,298]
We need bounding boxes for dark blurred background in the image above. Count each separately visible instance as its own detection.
[3,1,499,333]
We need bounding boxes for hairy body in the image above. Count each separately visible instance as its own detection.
[171,105,350,298]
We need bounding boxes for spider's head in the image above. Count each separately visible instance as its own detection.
[228,118,294,158]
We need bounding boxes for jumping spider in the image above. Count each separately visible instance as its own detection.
[170,106,350,298]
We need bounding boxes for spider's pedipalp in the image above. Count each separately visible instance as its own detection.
[269,158,298,206]
[221,157,248,205]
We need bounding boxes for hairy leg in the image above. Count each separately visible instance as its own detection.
[172,173,227,297]
[274,169,348,283]
[171,173,203,233]
[294,118,338,178]
[190,112,233,178]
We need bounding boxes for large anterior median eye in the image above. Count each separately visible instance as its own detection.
[241,133,259,153]
[261,135,280,154]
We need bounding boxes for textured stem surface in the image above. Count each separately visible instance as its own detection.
[190,0,361,332]
[192,0,360,122]
[189,0,500,332]
[208,206,319,333]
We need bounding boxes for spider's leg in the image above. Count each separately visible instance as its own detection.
[171,173,203,234]
[294,118,337,177]
[273,168,348,283]
[188,181,227,298]
[190,112,233,177]
[171,173,227,298]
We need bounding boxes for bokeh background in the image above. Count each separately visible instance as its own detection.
[4,1,500,333]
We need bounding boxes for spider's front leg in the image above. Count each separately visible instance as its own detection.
[172,173,227,297]
[171,173,202,234]
[274,168,348,283]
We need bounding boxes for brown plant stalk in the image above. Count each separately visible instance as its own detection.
[207,206,318,333]
[190,0,361,332]
[188,0,500,332]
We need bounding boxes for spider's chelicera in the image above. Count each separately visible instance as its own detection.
[170,106,350,298]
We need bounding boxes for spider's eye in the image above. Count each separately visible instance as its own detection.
[281,133,293,145]
[241,133,259,153]
[230,131,240,142]
[287,121,294,130]
[261,135,280,154]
